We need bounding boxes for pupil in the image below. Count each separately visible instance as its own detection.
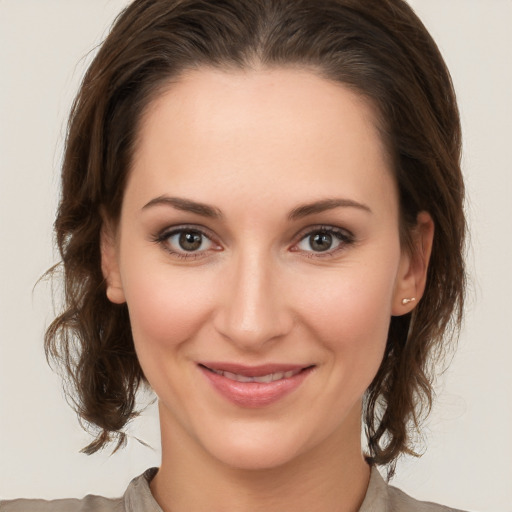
[310,232,332,251]
[179,231,202,251]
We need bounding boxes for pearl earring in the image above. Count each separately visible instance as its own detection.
[401,297,416,305]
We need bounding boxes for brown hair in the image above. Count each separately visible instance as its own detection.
[45,0,465,475]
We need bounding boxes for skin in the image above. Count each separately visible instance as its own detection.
[102,67,433,512]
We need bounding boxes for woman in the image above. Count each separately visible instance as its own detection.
[1,0,468,510]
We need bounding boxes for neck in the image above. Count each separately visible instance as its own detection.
[151,403,371,512]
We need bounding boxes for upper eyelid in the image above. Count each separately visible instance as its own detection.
[291,225,355,254]
[157,224,216,240]
[154,226,218,259]
[294,224,354,241]
[153,224,219,253]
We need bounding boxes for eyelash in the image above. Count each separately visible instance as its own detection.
[152,224,355,260]
[152,225,218,261]
[293,225,355,258]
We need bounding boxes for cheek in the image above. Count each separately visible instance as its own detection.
[121,261,215,354]
[289,256,398,377]
[298,267,394,335]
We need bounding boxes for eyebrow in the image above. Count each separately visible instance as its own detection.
[142,195,371,220]
[288,198,372,220]
[142,195,223,219]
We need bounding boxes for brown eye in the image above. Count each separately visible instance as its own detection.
[294,227,354,256]
[161,228,215,255]
[179,231,203,251]
[309,232,333,252]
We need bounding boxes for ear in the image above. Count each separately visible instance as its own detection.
[100,221,126,304]
[392,211,434,316]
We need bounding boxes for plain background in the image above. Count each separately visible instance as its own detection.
[0,1,511,510]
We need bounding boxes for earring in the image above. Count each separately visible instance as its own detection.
[401,297,416,305]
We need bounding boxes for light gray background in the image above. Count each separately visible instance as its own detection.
[1,1,511,510]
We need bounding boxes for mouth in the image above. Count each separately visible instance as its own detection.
[206,367,303,383]
[198,362,315,407]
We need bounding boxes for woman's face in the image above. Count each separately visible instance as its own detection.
[102,68,426,470]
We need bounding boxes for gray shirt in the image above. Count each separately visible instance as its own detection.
[0,467,467,511]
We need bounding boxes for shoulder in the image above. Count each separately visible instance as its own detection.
[0,467,160,512]
[0,495,123,512]
[387,484,467,512]
[360,467,468,512]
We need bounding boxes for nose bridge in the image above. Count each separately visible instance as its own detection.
[214,245,291,349]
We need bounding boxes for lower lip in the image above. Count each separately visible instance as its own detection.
[199,366,314,408]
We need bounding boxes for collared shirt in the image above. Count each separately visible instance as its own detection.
[0,467,467,511]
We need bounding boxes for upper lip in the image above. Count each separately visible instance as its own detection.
[199,362,312,377]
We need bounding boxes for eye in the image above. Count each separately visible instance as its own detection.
[154,226,220,259]
[293,226,354,255]
[171,230,209,252]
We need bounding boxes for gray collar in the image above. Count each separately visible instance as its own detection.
[123,466,390,512]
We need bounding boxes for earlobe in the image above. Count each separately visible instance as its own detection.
[392,211,434,316]
[100,223,126,304]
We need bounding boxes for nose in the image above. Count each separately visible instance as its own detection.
[213,249,294,351]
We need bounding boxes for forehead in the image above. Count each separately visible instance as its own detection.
[127,67,396,217]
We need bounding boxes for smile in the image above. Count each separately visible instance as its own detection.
[208,368,303,383]
[198,363,314,408]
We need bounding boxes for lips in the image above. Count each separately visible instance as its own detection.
[198,362,314,408]
[211,368,302,383]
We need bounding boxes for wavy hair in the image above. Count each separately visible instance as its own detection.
[45,0,465,476]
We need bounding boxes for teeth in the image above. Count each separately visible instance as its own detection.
[211,368,301,383]
[223,371,254,383]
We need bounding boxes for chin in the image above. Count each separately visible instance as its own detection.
[206,437,307,471]
[191,415,332,472]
